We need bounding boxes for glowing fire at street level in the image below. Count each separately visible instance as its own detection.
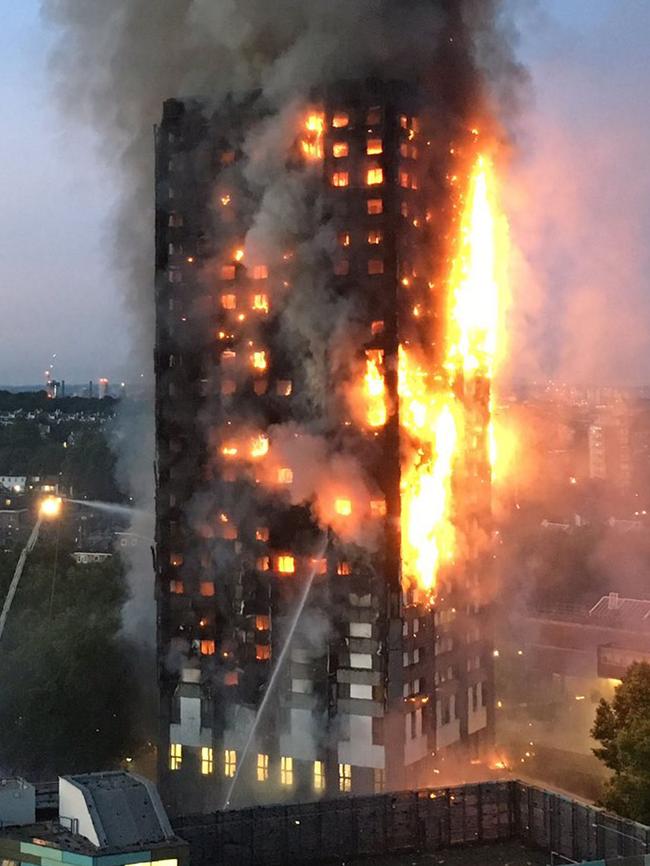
[399,152,507,598]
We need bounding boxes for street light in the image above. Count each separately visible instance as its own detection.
[39,496,63,519]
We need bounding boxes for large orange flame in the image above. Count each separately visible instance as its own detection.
[364,350,388,428]
[399,151,508,598]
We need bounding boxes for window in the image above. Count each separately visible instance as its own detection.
[170,743,182,771]
[313,760,325,792]
[252,265,268,280]
[366,167,383,185]
[255,614,270,630]
[224,671,239,686]
[367,229,383,245]
[281,756,293,786]
[221,379,236,396]
[367,198,383,215]
[168,213,183,227]
[332,171,349,187]
[252,293,269,312]
[224,749,237,778]
[349,622,372,638]
[201,747,213,775]
[399,114,408,129]
[276,380,292,396]
[374,769,385,794]
[370,320,384,335]
[220,265,236,280]
[334,260,350,276]
[253,380,267,395]
[339,763,352,793]
[368,259,384,275]
[337,561,351,575]
[277,555,295,574]
[413,647,420,664]
[200,640,216,656]
[257,753,269,782]
[338,231,350,247]
[256,556,271,571]
[200,581,215,597]
[350,683,373,700]
[370,498,386,516]
[256,644,271,661]
[221,293,237,309]
[366,107,381,125]
[256,527,270,542]
[333,142,349,158]
[332,112,349,128]
[169,580,184,595]
[277,467,293,484]
[170,553,183,567]
[399,171,410,188]
[350,653,372,669]
[372,717,384,745]
[367,138,383,155]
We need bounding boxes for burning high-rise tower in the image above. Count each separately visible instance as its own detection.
[155,68,505,814]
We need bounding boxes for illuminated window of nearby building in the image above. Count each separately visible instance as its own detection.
[255,527,270,542]
[169,580,184,594]
[339,763,352,792]
[224,749,237,778]
[277,467,293,484]
[367,230,382,245]
[221,293,237,309]
[256,644,271,661]
[255,614,270,630]
[332,112,349,128]
[252,265,268,280]
[374,768,385,793]
[277,555,295,574]
[257,753,269,782]
[368,259,384,275]
[367,198,383,215]
[220,265,236,280]
[170,553,183,567]
[338,231,350,247]
[337,561,351,576]
[366,167,383,186]
[333,142,349,158]
[281,756,293,786]
[200,640,216,656]
[276,380,293,396]
[256,556,271,572]
[367,138,383,155]
[170,743,182,771]
[370,498,387,517]
[201,747,214,775]
[313,760,325,792]
[200,581,215,597]
[334,260,350,276]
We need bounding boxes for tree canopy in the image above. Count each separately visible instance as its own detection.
[592,662,650,823]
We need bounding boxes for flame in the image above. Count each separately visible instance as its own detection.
[301,112,325,160]
[250,434,269,459]
[251,350,267,371]
[334,498,352,517]
[398,151,508,598]
[364,350,388,428]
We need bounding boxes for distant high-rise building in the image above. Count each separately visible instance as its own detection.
[98,378,110,399]
[155,84,494,815]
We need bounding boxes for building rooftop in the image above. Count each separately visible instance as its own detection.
[61,771,175,850]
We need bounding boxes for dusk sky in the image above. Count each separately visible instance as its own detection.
[1,0,648,386]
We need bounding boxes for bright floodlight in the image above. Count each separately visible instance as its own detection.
[39,496,62,519]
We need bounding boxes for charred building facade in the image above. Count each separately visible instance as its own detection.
[155,80,494,815]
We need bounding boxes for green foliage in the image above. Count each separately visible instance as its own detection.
[591,662,650,822]
[0,545,144,778]
[62,429,123,502]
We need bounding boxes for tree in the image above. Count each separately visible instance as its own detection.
[592,662,650,822]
